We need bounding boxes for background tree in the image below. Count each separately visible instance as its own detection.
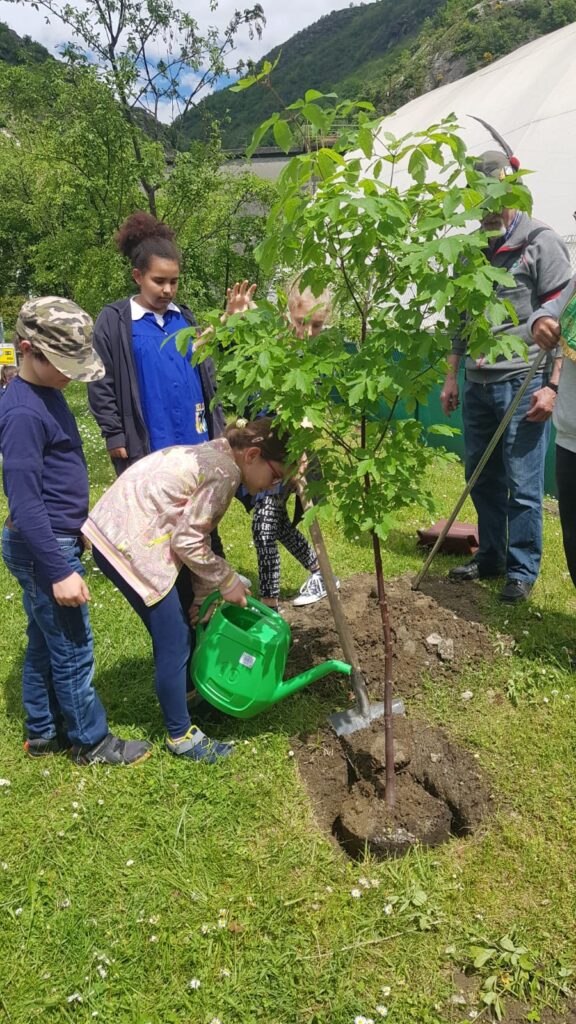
[0,59,274,319]
[4,0,265,214]
[0,60,157,309]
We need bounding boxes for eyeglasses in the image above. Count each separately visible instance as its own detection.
[262,457,284,485]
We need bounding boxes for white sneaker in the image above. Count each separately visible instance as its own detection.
[292,571,340,607]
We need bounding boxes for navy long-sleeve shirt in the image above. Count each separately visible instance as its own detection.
[0,376,89,584]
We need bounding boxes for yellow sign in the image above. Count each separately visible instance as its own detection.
[0,344,16,366]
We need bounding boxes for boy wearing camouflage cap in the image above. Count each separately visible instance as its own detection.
[0,297,151,765]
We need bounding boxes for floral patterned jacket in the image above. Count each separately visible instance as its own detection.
[82,438,241,606]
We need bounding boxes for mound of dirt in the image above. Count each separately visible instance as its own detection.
[294,716,493,860]
[284,572,502,701]
[288,572,499,858]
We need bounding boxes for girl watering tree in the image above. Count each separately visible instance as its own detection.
[83,417,293,763]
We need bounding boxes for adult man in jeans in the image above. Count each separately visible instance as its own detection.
[440,151,572,603]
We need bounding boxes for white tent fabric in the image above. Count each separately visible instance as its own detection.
[372,22,576,237]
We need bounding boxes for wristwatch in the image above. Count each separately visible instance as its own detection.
[546,382,559,394]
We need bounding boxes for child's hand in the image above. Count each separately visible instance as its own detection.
[53,572,91,607]
[223,281,257,319]
[222,579,249,608]
[189,600,218,626]
[189,601,204,626]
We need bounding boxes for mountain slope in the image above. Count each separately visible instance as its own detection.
[176,0,576,151]
[0,20,51,65]
[174,0,441,150]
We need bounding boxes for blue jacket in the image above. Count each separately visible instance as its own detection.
[88,298,225,460]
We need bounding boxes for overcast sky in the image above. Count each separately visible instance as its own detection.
[0,0,357,64]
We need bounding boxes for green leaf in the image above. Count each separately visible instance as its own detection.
[411,889,428,906]
[427,423,459,437]
[303,103,328,133]
[229,75,257,93]
[273,118,293,154]
[471,947,495,969]
[247,113,279,158]
[254,234,278,273]
[358,126,373,159]
[408,147,427,184]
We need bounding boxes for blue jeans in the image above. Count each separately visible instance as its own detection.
[463,374,550,583]
[92,548,192,738]
[2,526,108,746]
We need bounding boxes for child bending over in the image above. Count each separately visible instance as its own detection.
[82,418,293,763]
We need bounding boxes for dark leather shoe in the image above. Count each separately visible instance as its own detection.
[499,579,533,603]
[449,561,505,582]
[449,561,480,581]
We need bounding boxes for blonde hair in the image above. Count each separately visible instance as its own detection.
[287,276,333,322]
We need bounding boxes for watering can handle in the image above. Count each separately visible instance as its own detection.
[195,591,279,637]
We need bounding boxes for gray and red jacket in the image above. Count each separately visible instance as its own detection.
[88,299,225,459]
[452,212,572,382]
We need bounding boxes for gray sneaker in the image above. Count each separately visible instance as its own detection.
[165,726,234,764]
[293,571,340,607]
[70,733,152,766]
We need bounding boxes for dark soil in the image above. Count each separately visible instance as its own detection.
[447,970,576,1024]
[294,715,493,860]
[284,572,503,701]
[288,572,498,858]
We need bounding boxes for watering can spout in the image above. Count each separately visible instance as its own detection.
[280,660,351,697]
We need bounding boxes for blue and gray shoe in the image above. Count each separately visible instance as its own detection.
[166,725,234,764]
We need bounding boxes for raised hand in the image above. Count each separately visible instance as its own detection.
[225,280,257,317]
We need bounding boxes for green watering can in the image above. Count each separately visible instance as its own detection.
[190,592,351,719]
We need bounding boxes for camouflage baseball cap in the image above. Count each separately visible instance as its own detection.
[16,296,105,383]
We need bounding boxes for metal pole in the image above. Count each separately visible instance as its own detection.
[412,348,547,590]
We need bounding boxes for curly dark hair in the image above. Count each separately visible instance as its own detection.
[115,211,180,271]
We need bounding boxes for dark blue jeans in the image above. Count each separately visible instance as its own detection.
[556,444,576,589]
[2,526,108,746]
[463,374,550,583]
[92,548,192,738]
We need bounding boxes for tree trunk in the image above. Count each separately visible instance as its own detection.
[371,530,396,808]
[361,405,395,809]
[109,53,158,217]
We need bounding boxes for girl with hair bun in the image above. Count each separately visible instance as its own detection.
[89,211,247,476]
[83,417,292,763]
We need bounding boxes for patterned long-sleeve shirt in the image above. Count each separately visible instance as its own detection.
[82,438,241,606]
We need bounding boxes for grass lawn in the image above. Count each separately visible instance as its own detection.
[1,387,575,1024]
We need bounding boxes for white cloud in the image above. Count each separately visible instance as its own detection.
[0,0,358,120]
[0,0,356,62]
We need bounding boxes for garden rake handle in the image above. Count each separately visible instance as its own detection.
[412,348,547,590]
